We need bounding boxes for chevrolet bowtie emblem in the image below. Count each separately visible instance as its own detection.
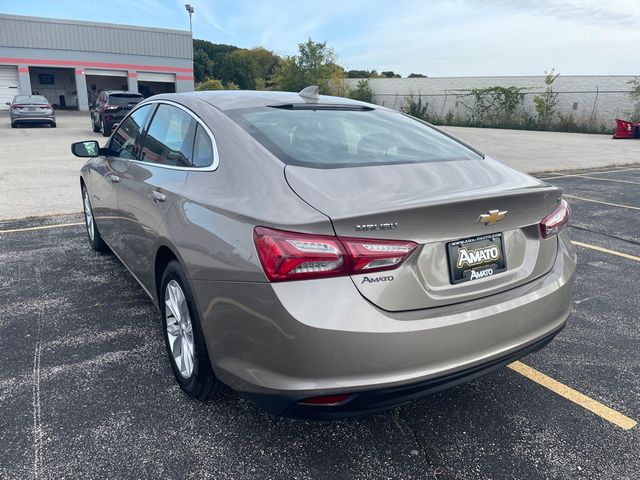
[478,209,508,225]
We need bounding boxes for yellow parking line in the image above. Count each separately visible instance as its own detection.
[0,222,84,234]
[508,361,637,430]
[564,194,640,211]
[572,241,640,262]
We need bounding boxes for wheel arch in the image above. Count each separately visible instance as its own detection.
[154,245,180,306]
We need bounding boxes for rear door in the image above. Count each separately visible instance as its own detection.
[116,102,195,289]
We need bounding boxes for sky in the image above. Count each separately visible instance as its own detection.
[1,0,639,77]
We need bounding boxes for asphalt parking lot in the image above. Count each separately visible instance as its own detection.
[1,114,639,479]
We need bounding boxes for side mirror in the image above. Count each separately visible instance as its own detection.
[71,140,100,158]
[5,102,10,106]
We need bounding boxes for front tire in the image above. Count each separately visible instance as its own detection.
[160,260,222,400]
[82,185,108,252]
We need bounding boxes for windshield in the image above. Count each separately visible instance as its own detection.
[14,95,48,104]
[108,94,144,106]
[226,106,482,168]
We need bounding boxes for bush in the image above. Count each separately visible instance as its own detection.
[627,77,640,122]
[401,93,432,121]
[196,78,224,91]
[195,78,240,91]
[348,80,374,103]
[534,69,560,128]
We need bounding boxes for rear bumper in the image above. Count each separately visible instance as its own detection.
[11,115,55,124]
[192,232,576,417]
[248,324,563,418]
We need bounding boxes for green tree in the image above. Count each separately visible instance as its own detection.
[193,48,215,83]
[408,73,427,78]
[348,79,374,103]
[346,69,379,78]
[380,71,401,78]
[275,38,344,94]
[534,69,560,129]
[246,47,281,85]
[220,49,257,90]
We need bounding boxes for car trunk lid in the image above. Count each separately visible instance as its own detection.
[284,157,562,311]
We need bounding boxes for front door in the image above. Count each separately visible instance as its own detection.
[97,104,154,256]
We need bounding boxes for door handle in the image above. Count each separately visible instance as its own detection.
[151,189,167,203]
[109,174,120,184]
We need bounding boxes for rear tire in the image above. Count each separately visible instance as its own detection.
[101,118,110,137]
[82,185,109,252]
[160,260,222,400]
[51,122,56,128]
[92,117,100,133]
[11,122,17,128]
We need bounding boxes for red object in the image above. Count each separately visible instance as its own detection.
[253,227,417,282]
[540,199,571,239]
[613,118,640,139]
[299,394,352,406]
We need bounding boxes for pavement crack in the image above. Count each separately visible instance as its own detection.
[568,224,640,248]
[392,410,448,479]
[31,267,45,480]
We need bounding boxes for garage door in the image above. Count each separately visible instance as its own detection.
[137,72,175,83]
[84,69,127,77]
[0,66,20,110]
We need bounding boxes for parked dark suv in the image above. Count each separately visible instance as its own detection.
[91,91,144,136]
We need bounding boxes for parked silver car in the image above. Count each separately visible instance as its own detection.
[8,95,56,128]
[71,88,576,418]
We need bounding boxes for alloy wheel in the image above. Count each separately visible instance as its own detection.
[83,189,95,242]
[165,280,195,378]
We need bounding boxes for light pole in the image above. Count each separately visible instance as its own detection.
[185,4,194,35]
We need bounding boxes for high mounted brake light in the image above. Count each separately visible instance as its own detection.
[253,227,417,282]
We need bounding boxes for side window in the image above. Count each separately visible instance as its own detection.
[192,125,214,167]
[107,104,152,159]
[140,104,196,167]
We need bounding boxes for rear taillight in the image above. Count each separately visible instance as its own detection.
[540,199,571,238]
[340,237,417,274]
[10,104,22,110]
[39,104,51,109]
[253,227,348,281]
[105,104,119,110]
[253,227,417,282]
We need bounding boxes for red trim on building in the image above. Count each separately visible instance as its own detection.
[75,69,84,75]
[17,67,29,73]
[127,72,138,77]
[0,57,193,73]
[176,75,194,81]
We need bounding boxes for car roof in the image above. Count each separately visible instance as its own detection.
[154,90,382,112]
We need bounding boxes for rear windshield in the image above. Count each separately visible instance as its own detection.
[14,95,48,104]
[108,94,144,106]
[226,106,482,168]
